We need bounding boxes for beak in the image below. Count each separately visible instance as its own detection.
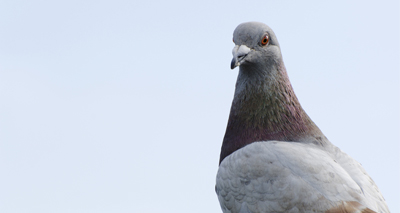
[231,45,251,69]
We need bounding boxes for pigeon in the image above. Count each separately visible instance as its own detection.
[215,22,390,213]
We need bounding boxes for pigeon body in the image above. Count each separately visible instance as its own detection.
[216,22,389,213]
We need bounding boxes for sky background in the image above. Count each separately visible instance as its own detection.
[0,0,399,212]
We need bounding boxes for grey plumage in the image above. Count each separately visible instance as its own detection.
[216,22,389,213]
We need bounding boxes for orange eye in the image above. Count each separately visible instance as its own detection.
[261,35,269,45]
[233,38,235,43]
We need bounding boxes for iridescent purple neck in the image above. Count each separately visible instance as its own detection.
[219,64,326,164]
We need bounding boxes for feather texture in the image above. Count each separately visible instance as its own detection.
[325,201,376,213]
[216,22,389,213]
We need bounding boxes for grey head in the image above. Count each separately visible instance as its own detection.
[231,22,282,72]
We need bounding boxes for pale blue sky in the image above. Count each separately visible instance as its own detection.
[1,0,399,212]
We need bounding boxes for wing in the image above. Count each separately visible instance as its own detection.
[331,146,389,213]
[216,141,387,213]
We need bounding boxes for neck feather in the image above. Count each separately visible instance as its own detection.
[219,63,326,164]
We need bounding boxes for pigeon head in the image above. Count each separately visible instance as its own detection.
[231,22,282,71]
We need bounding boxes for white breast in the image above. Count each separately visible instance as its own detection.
[215,141,389,213]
